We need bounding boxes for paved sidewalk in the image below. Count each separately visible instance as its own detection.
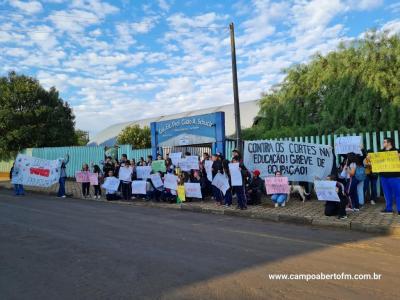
[1,180,399,235]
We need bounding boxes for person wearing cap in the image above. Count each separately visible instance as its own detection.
[232,149,242,162]
[247,169,264,205]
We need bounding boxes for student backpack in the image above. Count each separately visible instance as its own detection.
[355,166,366,181]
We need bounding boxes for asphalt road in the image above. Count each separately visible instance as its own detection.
[0,190,399,300]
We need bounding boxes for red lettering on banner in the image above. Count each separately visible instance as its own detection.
[30,168,50,177]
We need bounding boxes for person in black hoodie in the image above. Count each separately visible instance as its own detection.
[102,156,114,178]
[222,159,233,207]
[247,170,264,205]
[324,174,349,219]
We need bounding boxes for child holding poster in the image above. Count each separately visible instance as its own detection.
[271,171,289,208]
[81,163,91,198]
[91,164,103,199]
[120,160,133,200]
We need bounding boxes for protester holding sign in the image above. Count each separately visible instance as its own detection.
[119,161,133,200]
[231,157,248,210]
[317,175,349,219]
[342,155,359,212]
[363,150,378,205]
[222,159,233,207]
[91,164,103,199]
[80,163,91,198]
[211,153,224,204]
[10,161,24,196]
[270,171,289,208]
[102,170,121,201]
[377,137,400,215]
[58,153,69,198]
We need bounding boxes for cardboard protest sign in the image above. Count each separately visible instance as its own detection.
[265,176,289,194]
[164,173,178,190]
[75,171,90,183]
[177,185,186,202]
[89,173,99,185]
[334,136,362,155]
[169,152,182,166]
[178,158,191,171]
[184,183,202,198]
[229,163,242,186]
[150,173,163,188]
[314,180,340,202]
[152,160,166,173]
[204,160,213,182]
[101,176,120,191]
[118,167,132,181]
[212,173,230,195]
[369,151,400,173]
[244,140,333,182]
[136,166,152,179]
[185,156,199,170]
[11,154,62,187]
[131,180,147,194]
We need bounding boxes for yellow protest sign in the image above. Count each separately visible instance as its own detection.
[369,151,400,173]
[177,185,186,202]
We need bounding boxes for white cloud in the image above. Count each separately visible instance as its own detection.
[346,0,383,10]
[158,0,170,12]
[9,0,43,14]
[380,19,400,36]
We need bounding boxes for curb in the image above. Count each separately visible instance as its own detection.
[1,184,398,236]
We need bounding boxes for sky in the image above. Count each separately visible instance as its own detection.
[1,0,399,139]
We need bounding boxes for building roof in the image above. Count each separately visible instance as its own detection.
[88,100,260,146]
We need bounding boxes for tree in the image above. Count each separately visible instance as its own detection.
[74,129,90,146]
[117,124,151,148]
[0,71,77,159]
[243,31,400,140]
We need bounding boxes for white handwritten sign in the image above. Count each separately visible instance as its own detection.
[185,156,199,170]
[136,166,152,179]
[314,180,340,202]
[150,173,163,188]
[131,180,147,194]
[229,163,242,186]
[205,160,213,182]
[169,152,182,166]
[334,136,362,155]
[102,176,120,192]
[212,173,230,195]
[184,182,202,198]
[118,167,132,182]
[164,173,178,190]
[244,140,333,183]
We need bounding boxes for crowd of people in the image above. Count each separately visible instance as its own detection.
[10,137,400,218]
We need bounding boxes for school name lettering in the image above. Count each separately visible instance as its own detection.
[158,118,214,135]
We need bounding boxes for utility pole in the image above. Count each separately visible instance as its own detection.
[229,22,242,154]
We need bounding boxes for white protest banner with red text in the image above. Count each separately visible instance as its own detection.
[11,154,61,187]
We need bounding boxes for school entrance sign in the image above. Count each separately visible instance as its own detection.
[150,112,225,158]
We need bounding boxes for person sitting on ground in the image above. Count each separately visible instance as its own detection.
[247,170,264,205]
[324,174,349,219]
[271,171,288,208]
[104,170,121,201]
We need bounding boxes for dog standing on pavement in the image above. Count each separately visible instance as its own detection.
[288,184,310,203]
